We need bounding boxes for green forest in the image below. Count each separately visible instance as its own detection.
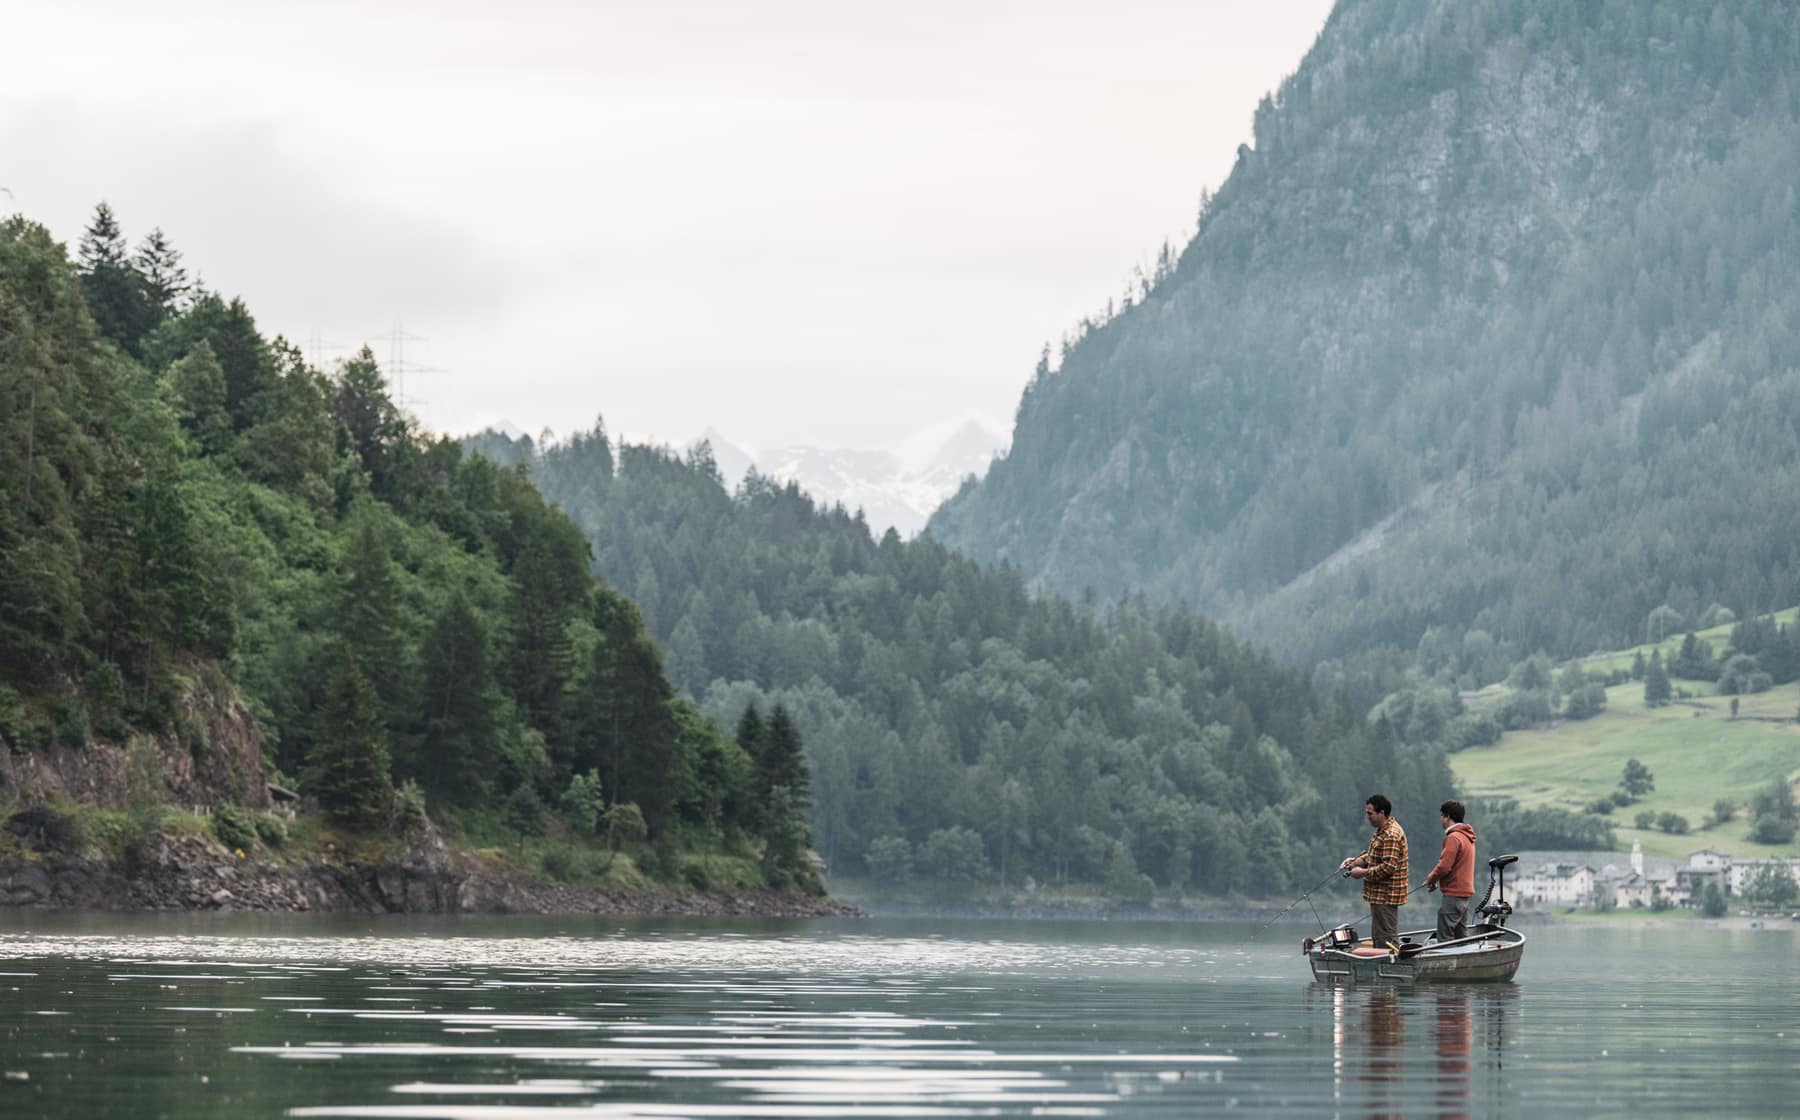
[467,426,1604,896]
[0,209,818,894]
[931,0,1800,714]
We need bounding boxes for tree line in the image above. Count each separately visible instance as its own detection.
[0,208,816,891]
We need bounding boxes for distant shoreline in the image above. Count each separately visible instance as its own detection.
[841,896,1798,928]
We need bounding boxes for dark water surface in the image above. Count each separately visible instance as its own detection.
[0,913,1794,1118]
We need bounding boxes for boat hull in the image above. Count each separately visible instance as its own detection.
[1307,926,1525,983]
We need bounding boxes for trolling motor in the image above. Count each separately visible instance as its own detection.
[1475,854,1518,928]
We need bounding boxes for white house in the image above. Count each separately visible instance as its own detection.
[1515,861,1597,906]
[1687,849,1732,873]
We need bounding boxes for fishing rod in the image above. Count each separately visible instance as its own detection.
[1315,877,1437,939]
[1255,866,1351,935]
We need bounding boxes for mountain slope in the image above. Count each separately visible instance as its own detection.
[930,0,1800,687]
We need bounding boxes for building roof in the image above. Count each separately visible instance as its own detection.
[1513,849,1676,882]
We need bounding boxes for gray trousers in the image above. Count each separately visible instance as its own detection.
[1368,903,1400,950]
[1435,894,1471,941]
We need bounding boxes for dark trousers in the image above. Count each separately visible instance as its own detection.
[1368,903,1400,950]
[1435,894,1471,941]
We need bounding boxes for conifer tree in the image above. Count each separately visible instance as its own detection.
[331,347,409,498]
[334,512,408,722]
[164,341,232,456]
[1644,649,1672,706]
[77,202,127,273]
[146,294,278,429]
[759,702,811,811]
[237,340,336,499]
[754,702,816,888]
[133,227,190,321]
[581,591,681,831]
[77,202,154,354]
[307,651,395,830]
[505,517,587,727]
[416,590,500,802]
[735,703,766,769]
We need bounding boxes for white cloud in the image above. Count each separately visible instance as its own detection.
[4,0,1333,452]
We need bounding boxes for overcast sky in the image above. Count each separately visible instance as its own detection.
[5,0,1333,453]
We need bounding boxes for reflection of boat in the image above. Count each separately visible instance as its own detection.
[1315,980,1515,1118]
[1306,856,1527,983]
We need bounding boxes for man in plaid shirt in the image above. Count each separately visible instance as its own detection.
[1339,793,1409,952]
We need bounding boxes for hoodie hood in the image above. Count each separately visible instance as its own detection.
[1447,822,1476,841]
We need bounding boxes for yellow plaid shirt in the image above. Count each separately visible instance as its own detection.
[1358,819,1410,907]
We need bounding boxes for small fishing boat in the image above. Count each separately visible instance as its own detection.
[1305,855,1527,983]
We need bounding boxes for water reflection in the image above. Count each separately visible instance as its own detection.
[1319,983,1517,1119]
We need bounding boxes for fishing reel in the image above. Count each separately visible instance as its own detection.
[1304,923,1360,953]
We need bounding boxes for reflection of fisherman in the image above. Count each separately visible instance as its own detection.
[1433,992,1472,1120]
[1424,799,1477,942]
[1339,794,1409,951]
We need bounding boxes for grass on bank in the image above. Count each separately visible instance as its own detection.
[1453,676,1800,860]
[1,796,771,897]
[1555,905,1700,923]
[433,807,769,893]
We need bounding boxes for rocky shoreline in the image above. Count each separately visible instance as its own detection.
[2,689,858,920]
[0,825,860,919]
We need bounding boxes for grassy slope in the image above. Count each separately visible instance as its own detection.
[1453,654,1800,860]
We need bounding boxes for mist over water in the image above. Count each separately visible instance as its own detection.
[1,914,1794,1118]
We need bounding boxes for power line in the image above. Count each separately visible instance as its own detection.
[371,318,443,415]
[304,327,350,373]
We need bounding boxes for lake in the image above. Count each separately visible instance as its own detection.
[0,913,1794,1118]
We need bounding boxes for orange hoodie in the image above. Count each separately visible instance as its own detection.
[1425,822,1477,898]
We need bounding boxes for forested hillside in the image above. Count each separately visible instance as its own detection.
[0,210,817,894]
[930,0,1800,705]
[468,426,1502,897]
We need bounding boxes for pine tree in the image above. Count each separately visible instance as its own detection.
[735,703,766,769]
[334,512,408,722]
[307,651,395,830]
[760,702,811,811]
[76,202,154,354]
[755,702,816,889]
[77,202,127,272]
[505,517,587,727]
[141,294,278,429]
[164,341,232,456]
[588,593,681,831]
[237,340,336,499]
[133,228,190,321]
[331,347,408,497]
[416,590,500,802]
[1644,649,1672,706]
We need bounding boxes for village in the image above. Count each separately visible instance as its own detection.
[1510,841,1800,913]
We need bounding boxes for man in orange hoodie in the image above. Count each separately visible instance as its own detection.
[1423,799,1477,941]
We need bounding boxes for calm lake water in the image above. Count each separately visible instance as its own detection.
[0,912,1794,1118]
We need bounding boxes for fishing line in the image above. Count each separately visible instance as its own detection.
[1255,867,1347,935]
[1317,878,1435,937]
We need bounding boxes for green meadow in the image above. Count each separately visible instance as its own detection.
[1452,656,1800,861]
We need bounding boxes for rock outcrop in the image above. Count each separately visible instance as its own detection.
[0,679,857,919]
[0,817,857,917]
